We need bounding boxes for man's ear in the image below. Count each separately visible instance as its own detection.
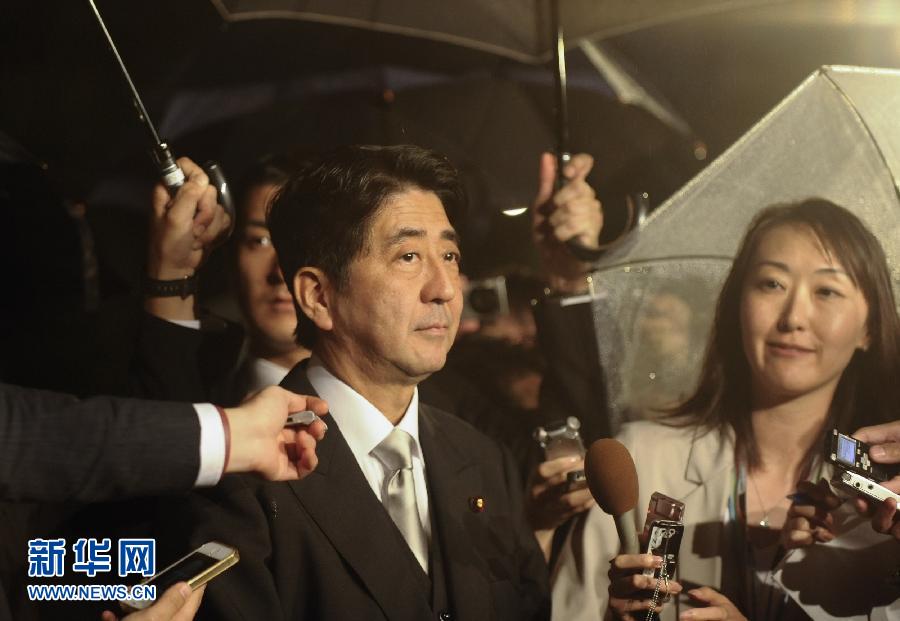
[293,267,334,333]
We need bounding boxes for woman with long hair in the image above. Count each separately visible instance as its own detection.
[551,198,900,620]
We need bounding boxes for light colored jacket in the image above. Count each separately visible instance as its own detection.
[551,420,736,621]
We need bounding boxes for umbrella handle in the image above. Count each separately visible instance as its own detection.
[565,234,606,262]
[152,143,236,245]
[152,143,187,193]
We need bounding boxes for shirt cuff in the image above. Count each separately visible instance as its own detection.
[192,403,227,487]
[171,319,201,330]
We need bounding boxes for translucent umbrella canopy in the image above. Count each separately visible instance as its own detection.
[586,65,900,431]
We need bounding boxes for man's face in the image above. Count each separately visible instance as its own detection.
[236,183,298,356]
[325,188,463,384]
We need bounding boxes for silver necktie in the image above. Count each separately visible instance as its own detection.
[372,428,428,572]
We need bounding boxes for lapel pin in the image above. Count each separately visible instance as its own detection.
[468,496,485,513]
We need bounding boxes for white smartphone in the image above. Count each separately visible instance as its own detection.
[833,469,900,505]
[118,541,238,611]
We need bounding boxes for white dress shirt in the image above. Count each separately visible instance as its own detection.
[307,357,432,545]
[246,357,291,395]
[190,356,290,487]
[192,403,226,487]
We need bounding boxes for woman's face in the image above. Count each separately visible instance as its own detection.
[740,224,870,404]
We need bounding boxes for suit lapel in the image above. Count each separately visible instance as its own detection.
[680,427,736,592]
[684,426,734,486]
[280,367,433,619]
[419,406,493,620]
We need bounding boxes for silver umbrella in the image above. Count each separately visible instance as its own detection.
[581,65,900,431]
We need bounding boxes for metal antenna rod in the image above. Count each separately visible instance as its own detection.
[86,0,162,146]
[550,0,571,187]
[548,0,603,262]
[86,0,187,192]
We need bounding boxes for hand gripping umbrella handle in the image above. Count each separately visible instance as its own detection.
[556,151,606,263]
[152,143,236,241]
[88,0,235,242]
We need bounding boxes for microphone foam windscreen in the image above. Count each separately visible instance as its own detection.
[585,438,639,516]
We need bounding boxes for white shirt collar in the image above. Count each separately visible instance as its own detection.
[246,357,291,395]
[306,356,422,462]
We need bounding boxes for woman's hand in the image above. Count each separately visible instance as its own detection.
[781,479,841,549]
[607,553,682,620]
[679,587,747,620]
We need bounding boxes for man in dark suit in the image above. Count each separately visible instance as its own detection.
[0,382,325,502]
[177,144,549,620]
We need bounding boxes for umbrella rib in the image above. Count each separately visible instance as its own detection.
[821,68,900,204]
[592,255,736,273]
[208,1,540,64]
[578,0,790,46]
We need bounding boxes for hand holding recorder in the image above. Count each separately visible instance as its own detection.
[850,421,900,540]
[526,418,594,558]
[225,386,328,481]
[526,456,594,529]
[787,428,900,546]
[584,440,683,619]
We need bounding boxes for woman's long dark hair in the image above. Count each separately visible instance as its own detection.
[669,199,900,469]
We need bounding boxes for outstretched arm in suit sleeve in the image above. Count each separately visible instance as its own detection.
[0,383,326,503]
[0,382,199,502]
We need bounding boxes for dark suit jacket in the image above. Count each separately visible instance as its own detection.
[0,382,199,503]
[173,366,549,621]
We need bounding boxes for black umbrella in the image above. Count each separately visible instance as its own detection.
[155,74,697,272]
[209,0,766,256]
[211,0,787,64]
[0,1,507,197]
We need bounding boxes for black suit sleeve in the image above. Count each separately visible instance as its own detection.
[533,297,611,442]
[132,312,246,404]
[0,382,200,502]
[133,313,208,402]
[497,443,552,620]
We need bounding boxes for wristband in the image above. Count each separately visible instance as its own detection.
[215,406,231,474]
[142,273,197,299]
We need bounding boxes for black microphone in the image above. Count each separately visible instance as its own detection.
[584,438,640,554]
